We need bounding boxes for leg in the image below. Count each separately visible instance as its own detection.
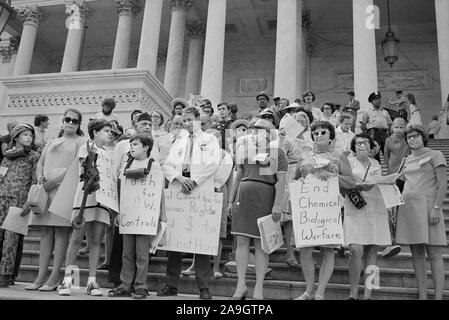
[133,235,151,290]
[253,239,269,299]
[315,247,335,298]
[0,231,21,278]
[86,221,106,278]
[410,244,427,300]
[363,245,378,299]
[182,255,195,275]
[103,226,113,266]
[233,235,250,297]
[13,235,24,280]
[348,244,364,299]
[33,226,55,285]
[194,253,212,291]
[108,225,123,286]
[64,226,85,271]
[299,247,315,296]
[426,245,444,300]
[120,234,136,292]
[46,226,70,286]
[166,251,182,289]
[283,221,299,266]
[213,239,223,277]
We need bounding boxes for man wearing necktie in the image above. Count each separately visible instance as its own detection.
[159,106,221,300]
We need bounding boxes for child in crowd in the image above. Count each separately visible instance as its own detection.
[108,134,166,299]
[0,124,39,287]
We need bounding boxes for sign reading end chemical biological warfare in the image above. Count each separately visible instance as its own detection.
[289,175,344,247]
[119,162,164,236]
[160,181,223,256]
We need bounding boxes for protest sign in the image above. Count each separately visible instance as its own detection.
[280,115,305,140]
[1,207,28,235]
[289,175,344,247]
[160,181,223,256]
[257,215,284,254]
[119,162,164,235]
[96,149,119,212]
[378,184,405,208]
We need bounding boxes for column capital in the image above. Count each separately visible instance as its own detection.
[115,0,141,16]
[65,0,92,24]
[186,21,206,40]
[170,0,193,12]
[15,5,47,27]
[302,9,312,31]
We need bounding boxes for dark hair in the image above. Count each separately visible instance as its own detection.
[60,108,84,137]
[227,102,238,114]
[102,98,116,109]
[350,133,376,153]
[297,107,314,124]
[396,90,403,94]
[406,93,416,105]
[310,121,335,141]
[202,105,214,114]
[130,133,154,157]
[321,102,335,113]
[131,109,142,122]
[302,90,316,102]
[152,110,164,126]
[348,91,355,97]
[183,106,201,118]
[405,125,428,147]
[217,102,229,110]
[294,98,302,104]
[34,114,49,127]
[88,119,112,140]
[200,99,212,107]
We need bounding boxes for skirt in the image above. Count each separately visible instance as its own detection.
[231,180,275,239]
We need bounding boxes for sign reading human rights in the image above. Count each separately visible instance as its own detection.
[289,175,344,247]
[160,183,223,256]
[119,162,164,235]
[96,149,119,212]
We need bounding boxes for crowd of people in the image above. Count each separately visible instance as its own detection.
[0,89,447,300]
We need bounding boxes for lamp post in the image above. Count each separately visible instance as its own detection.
[381,0,400,68]
[0,0,15,36]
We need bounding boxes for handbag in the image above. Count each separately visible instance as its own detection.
[348,162,371,209]
[27,183,48,215]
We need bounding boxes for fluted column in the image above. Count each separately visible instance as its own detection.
[435,0,449,107]
[13,6,45,76]
[185,22,205,97]
[164,0,192,97]
[353,0,378,111]
[112,0,140,69]
[61,1,91,73]
[200,0,227,107]
[137,0,163,74]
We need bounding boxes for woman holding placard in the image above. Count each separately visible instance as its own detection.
[396,125,447,300]
[58,119,113,297]
[27,109,87,291]
[0,124,39,287]
[228,118,288,300]
[344,134,392,300]
[293,121,353,300]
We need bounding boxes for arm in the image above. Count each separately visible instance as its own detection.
[159,188,167,223]
[1,143,8,157]
[272,172,286,222]
[383,139,391,172]
[430,166,447,225]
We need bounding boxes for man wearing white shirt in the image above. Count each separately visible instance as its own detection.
[158,106,220,300]
[334,113,355,156]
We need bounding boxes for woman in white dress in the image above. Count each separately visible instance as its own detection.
[406,93,422,127]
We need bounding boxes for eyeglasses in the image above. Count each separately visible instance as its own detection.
[355,141,370,147]
[64,117,80,125]
[407,133,421,140]
[312,130,329,137]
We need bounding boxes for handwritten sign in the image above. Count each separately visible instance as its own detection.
[257,215,284,254]
[159,183,223,256]
[289,175,344,247]
[378,184,404,208]
[1,207,28,235]
[96,149,119,212]
[280,115,305,140]
[119,162,164,235]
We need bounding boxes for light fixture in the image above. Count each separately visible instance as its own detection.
[0,0,15,36]
[381,0,400,68]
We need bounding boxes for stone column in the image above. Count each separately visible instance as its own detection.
[353,0,378,111]
[274,0,302,102]
[112,0,140,69]
[185,22,205,97]
[300,10,312,95]
[200,0,227,107]
[61,1,90,73]
[13,6,44,76]
[164,0,192,97]
[435,0,449,107]
[137,0,163,75]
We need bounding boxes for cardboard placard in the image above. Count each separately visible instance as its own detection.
[1,206,28,235]
[280,115,305,140]
[289,175,344,247]
[257,215,284,254]
[96,149,119,212]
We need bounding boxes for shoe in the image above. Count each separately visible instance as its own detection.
[157,285,178,297]
[78,246,89,255]
[25,282,45,291]
[313,294,325,300]
[345,296,358,300]
[294,292,313,300]
[382,245,401,258]
[229,287,248,300]
[9,277,15,286]
[0,276,10,288]
[58,280,72,296]
[97,263,109,271]
[181,268,195,276]
[87,282,103,296]
[199,288,212,300]
[284,256,300,268]
[38,283,59,291]
[213,271,223,279]
[133,288,149,299]
[108,287,132,297]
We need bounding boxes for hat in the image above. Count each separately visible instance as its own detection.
[368,91,381,103]
[10,123,34,140]
[256,91,270,102]
[171,98,189,109]
[136,112,152,122]
[258,108,279,128]
[253,119,275,131]
[282,102,300,112]
[230,119,250,131]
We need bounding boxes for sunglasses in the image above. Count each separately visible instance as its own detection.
[406,133,421,140]
[64,117,80,125]
[312,130,329,137]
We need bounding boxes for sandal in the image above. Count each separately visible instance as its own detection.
[108,287,131,297]
[285,257,300,268]
[294,292,313,300]
[133,288,149,299]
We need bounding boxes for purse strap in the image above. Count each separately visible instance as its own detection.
[362,161,371,182]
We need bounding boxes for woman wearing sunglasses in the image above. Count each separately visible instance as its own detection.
[396,125,447,300]
[27,109,87,291]
[293,121,353,300]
